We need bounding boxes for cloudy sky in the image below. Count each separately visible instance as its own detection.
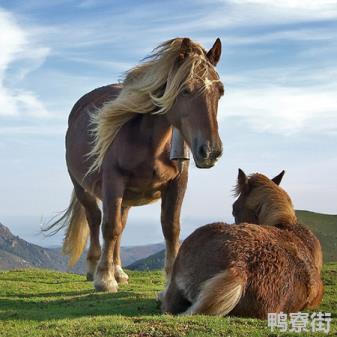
[1,0,337,247]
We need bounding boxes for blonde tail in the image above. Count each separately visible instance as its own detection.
[43,190,89,267]
[183,268,245,316]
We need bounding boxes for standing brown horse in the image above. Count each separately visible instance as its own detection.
[47,38,224,292]
[161,170,323,317]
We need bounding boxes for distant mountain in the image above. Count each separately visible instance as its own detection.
[296,210,337,262]
[0,222,164,272]
[120,243,164,266]
[128,210,337,271]
[0,222,71,271]
[127,249,165,271]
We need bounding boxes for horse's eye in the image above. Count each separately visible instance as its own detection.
[181,88,191,96]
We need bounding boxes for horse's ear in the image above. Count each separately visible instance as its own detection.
[237,168,248,192]
[178,38,192,62]
[207,38,222,66]
[271,170,285,185]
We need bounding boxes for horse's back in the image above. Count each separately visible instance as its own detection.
[68,84,122,125]
[66,84,121,193]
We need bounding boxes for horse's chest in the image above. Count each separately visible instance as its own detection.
[122,161,178,207]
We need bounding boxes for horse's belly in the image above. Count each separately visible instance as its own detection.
[122,189,162,206]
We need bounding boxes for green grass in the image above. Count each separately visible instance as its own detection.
[0,265,336,337]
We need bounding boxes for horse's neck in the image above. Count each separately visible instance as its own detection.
[139,114,172,152]
[260,201,297,227]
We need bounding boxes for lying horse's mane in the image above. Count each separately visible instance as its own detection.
[87,37,220,173]
[236,173,297,226]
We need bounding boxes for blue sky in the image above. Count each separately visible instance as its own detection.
[1,0,337,247]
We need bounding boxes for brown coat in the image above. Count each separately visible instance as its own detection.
[162,170,323,318]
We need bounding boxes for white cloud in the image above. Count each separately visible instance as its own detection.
[226,0,337,25]
[230,0,337,13]
[0,8,50,118]
[220,84,337,135]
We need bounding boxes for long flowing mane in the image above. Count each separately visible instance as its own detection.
[87,37,220,173]
[235,173,297,226]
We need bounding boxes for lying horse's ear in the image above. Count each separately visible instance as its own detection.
[178,38,192,62]
[207,38,222,66]
[271,170,285,185]
[237,168,248,192]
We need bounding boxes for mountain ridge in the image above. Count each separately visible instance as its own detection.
[0,222,164,272]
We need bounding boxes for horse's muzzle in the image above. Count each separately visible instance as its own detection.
[193,142,223,168]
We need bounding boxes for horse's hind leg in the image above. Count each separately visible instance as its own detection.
[71,176,102,281]
[84,202,102,281]
[113,206,130,284]
[94,173,124,292]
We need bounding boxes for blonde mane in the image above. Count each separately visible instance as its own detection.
[87,38,219,173]
[237,173,297,226]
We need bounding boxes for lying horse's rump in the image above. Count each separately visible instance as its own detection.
[162,170,323,318]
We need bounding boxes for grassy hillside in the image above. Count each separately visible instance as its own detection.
[0,265,336,337]
[296,210,337,262]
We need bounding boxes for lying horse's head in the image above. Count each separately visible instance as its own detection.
[164,38,223,168]
[232,169,324,297]
[232,169,297,226]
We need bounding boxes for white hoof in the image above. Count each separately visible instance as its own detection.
[115,265,129,284]
[94,268,118,292]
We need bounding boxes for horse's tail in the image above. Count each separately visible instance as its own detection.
[43,190,89,267]
[183,267,246,316]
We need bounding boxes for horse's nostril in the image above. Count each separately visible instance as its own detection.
[198,144,210,159]
[208,148,222,161]
[216,147,223,158]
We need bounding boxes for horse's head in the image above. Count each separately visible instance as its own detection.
[165,38,223,168]
[232,169,296,226]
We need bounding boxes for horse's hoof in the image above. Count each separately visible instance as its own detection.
[115,265,129,285]
[94,279,118,293]
[116,276,129,285]
[94,269,118,292]
[86,273,94,281]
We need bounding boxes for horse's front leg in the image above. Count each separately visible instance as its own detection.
[94,176,124,292]
[161,162,188,280]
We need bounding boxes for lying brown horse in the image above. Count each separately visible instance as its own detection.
[47,37,224,292]
[162,170,323,317]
